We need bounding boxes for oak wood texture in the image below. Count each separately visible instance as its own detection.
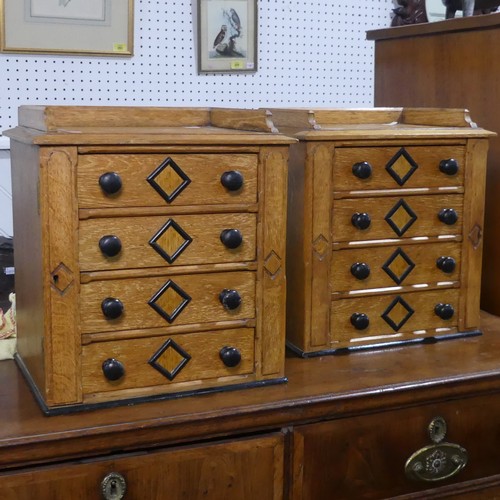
[4,106,294,410]
[2,312,500,498]
[367,14,500,316]
[271,108,491,355]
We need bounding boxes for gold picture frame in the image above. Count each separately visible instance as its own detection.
[198,0,257,73]
[0,0,134,56]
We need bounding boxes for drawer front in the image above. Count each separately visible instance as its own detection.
[82,328,255,393]
[77,153,258,208]
[330,288,460,346]
[293,394,500,499]
[331,241,461,293]
[333,145,465,191]
[0,433,283,500]
[332,194,463,242]
[79,213,257,271]
[80,271,255,333]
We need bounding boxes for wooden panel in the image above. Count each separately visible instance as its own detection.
[330,288,461,347]
[0,433,283,500]
[80,271,255,333]
[293,394,500,499]
[82,328,255,393]
[332,194,463,242]
[77,153,258,208]
[79,213,257,271]
[333,145,465,191]
[331,241,461,293]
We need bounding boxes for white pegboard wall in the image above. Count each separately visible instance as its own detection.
[0,0,390,133]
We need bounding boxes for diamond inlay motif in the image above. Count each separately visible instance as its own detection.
[50,262,74,294]
[385,198,418,237]
[264,251,282,277]
[148,280,191,323]
[382,247,415,285]
[147,157,191,203]
[381,296,415,332]
[149,219,192,264]
[148,338,191,381]
[385,148,419,186]
[312,234,329,257]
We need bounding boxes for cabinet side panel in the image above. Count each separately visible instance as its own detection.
[10,140,46,395]
[258,147,288,376]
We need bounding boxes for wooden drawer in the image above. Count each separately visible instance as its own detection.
[332,194,463,242]
[331,241,461,293]
[332,145,465,191]
[82,328,255,393]
[80,271,255,334]
[0,433,283,500]
[330,288,460,346]
[79,213,257,271]
[292,394,500,499]
[77,153,258,208]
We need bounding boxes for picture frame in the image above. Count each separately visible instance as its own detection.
[198,0,257,73]
[0,0,134,56]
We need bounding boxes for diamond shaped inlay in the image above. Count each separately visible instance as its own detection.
[264,250,282,277]
[385,148,419,186]
[147,157,191,203]
[50,262,74,295]
[149,338,191,381]
[312,234,329,257]
[468,223,482,250]
[381,296,415,332]
[385,198,418,237]
[149,219,192,264]
[148,280,191,323]
[382,247,416,285]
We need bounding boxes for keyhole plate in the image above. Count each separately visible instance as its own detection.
[101,472,126,500]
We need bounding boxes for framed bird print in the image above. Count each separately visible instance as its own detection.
[0,0,134,55]
[198,0,257,73]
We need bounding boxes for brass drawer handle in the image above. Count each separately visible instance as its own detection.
[405,416,467,483]
[101,471,127,499]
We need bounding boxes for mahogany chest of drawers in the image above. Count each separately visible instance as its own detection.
[270,108,493,356]
[5,106,293,414]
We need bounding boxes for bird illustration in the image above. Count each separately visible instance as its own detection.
[213,25,227,48]
[229,9,241,31]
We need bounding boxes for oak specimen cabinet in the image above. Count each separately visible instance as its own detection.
[2,312,500,498]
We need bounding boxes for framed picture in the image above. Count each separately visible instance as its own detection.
[0,0,134,56]
[198,0,257,73]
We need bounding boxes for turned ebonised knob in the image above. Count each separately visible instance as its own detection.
[351,262,371,280]
[219,289,242,310]
[438,208,458,225]
[102,358,125,381]
[219,346,241,367]
[436,256,456,274]
[352,161,373,179]
[101,297,124,319]
[221,170,244,191]
[99,172,123,194]
[439,159,459,176]
[351,212,371,230]
[99,235,122,257]
[220,229,243,249]
[435,303,455,320]
[350,312,370,330]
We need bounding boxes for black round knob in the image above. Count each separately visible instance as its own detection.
[220,229,243,249]
[435,303,455,320]
[219,289,242,310]
[219,346,241,367]
[350,312,370,330]
[439,159,459,176]
[102,358,125,381]
[351,212,371,230]
[99,172,123,194]
[101,297,124,319]
[221,171,244,191]
[436,256,456,274]
[438,208,458,225]
[99,235,122,257]
[352,161,373,179]
[350,262,371,280]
